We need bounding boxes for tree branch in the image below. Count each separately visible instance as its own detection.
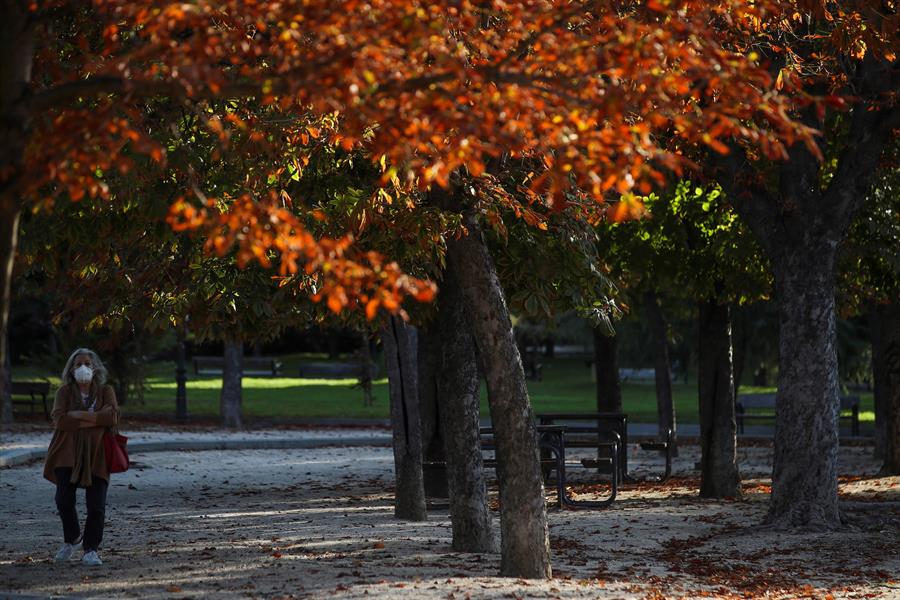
[29,76,266,111]
[824,58,900,230]
[711,143,782,258]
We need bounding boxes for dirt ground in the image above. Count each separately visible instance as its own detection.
[1,441,898,599]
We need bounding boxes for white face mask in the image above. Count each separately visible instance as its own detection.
[74,365,93,384]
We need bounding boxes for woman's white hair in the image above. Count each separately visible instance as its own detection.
[61,348,108,386]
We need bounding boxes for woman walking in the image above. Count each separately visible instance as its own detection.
[43,348,120,566]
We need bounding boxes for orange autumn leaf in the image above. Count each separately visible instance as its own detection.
[16,0,894,319]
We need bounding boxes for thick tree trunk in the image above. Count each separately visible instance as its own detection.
[220,341,243,429]
[438,263,497,552]
[0,4,34,425]
[418,324,448,498]
[175,327,188,421]
[873,302,900,475]
[767,249,841,528]
[447,212,551,579]
[717,58,898,529]
[645,290,676,448]
[697,300,742,498]
[381,315,427,521]
[593,327,622,413]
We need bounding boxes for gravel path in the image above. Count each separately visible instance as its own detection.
[1,442,897,599]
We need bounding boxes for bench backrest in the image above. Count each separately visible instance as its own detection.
[619,368,655,380]
[11,381,51,395]
[194,356,278,365]
[737,393,860,411]
[736,393,776,409]
[298,361,378,378]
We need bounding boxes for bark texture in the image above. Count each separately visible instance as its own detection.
[593,327,622,413]
[438,263,496,552]
[873,302,900,475]
[381,315,427,521]
[220,341,243,429]
[418,324,448,498]
[0,4,34,425]
[447,212,551,579]
[716,62,899,528]
[767,249,842,527]
[697,300,742,498]
[645,290,676,447]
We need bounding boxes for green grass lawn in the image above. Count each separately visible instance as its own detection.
[13,355,874,424]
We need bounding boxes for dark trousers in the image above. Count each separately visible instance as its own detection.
[54,468,108,552]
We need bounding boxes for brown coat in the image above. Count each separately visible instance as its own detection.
[43,383,120,487]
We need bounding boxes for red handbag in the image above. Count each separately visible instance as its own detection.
[103,431,129,473]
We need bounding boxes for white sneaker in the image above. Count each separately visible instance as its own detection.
[54,539,83,562]
[82,550,102,566]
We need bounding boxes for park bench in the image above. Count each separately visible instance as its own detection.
[192,356,282,376]
[537,412,674,482]
[618,368,657,383]
[735,393,861,436]
[11,380,51,419]
[425,425,618,509]
[297,361,379,379]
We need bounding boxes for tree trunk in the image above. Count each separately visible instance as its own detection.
[418,324,448,498]
[0,157,21,427]
[0,4,34,425]
[717,59,898,529]
[697,300,742,498]
[870,303,887,460]
[645,289,676,448]
[220,341,243,429]
[767,248,841,528]
[874,302,900,475]
[108,345,131,406]
[732,315,749,397]
[359,330,374,407]
[438,262,496,552]
[381,315,427,521]
[447,211,551,579]
[1,332,10,422]
[593,327,622,413]
[175,327,188,421]
[326,329,341,360]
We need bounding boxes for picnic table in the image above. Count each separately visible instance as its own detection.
[536,412,673,482]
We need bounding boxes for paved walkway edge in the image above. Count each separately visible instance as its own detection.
[0,436,391,468]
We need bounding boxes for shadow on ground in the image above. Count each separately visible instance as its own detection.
[1,445,897,599]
